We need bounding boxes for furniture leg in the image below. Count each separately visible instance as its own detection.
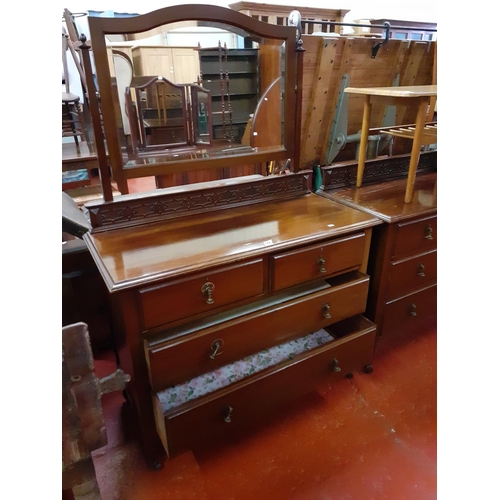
[404,98,429,203]
[356,95,372,188]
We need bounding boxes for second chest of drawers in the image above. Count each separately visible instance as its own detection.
[316,171,438,340]
[366,212,437,338]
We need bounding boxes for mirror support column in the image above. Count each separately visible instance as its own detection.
[293,39,305,173]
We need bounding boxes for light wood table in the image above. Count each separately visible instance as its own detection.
[344,85,437,203]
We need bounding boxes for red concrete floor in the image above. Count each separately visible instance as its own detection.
[71,324,437,500]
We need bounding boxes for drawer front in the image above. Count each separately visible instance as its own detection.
[385,250,437,300]
[153,315,376,457]
[271,232,366,292]
[382,284,437,337]
[146,272,370,392]
[392,215,437,259]
[140,259,265,330]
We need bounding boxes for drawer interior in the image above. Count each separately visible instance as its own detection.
[156,328,334,413]
[153,314,376,457]
[155,314,376,415]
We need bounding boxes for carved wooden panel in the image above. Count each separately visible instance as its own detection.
[86,172,312,231]
[319,151,436,191]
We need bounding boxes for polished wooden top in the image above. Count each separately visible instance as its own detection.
[344,85,437,98]
[84,194,381,292]
[318,173,437,224]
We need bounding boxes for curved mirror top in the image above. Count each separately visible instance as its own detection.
[88,6,297,175]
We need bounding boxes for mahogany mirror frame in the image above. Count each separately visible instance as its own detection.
[87,4,299,194]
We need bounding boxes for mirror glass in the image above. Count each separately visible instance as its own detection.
[101,19,288,169]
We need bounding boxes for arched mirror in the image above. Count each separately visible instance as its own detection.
[88,5,299,194]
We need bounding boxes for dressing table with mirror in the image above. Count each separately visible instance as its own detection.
[82,5,382,466]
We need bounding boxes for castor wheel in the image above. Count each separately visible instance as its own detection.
[363,364,374,374]
[345,373,353,379]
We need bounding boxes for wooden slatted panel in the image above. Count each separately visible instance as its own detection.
[316,38,354,165]
[321,38,403,164]
[426,41,437,122]
[299,38,338,168]
[298,36,436,168]
[411,41,436,87]
[342,39,405,134]
[393,41,436,155]
[299,36,323,168]
[382,124,437,145]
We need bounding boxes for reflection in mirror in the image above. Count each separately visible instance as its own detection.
[104,20,286,167]
[87,5,298,196]
[127,76,189,150]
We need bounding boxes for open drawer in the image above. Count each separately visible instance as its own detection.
[152,315,376,457]
[145,271,370,392]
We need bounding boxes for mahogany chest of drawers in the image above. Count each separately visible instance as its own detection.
[318,171,437,339]
[84,174,382,463]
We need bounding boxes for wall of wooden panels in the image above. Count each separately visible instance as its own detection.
[298,36,436,169]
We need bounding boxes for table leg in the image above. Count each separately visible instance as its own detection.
[404,97,429,203]
[356,95,372,188]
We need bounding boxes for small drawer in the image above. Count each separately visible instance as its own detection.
[145,271,370,392]
[382,283,437,337]
[385,250,437,300]
[392,215,437,259]
[270,232,366,292]
[152,315,376,457]
[139,259,265,330]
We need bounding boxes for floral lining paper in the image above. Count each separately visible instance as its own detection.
[158,329,333,412]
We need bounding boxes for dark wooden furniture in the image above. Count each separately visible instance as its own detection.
[229,2,350,34]
[198,46,259,143]
[62,193,113,352]
[83,173,382,464]
[370,19,437,41]
[317,155,437,339]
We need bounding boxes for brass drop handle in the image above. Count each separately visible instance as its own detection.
[224,406,233,423]
[410,303,417,316]
[201,281,215,304]
[210,339,224,359]
[331,357,342,373]
[417,263,426,277]
[424,225,433,240]
[323,303,332,319]
[318,257,327,273]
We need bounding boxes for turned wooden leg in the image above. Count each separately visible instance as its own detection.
[404,97,429,203]
[356,95,372,188]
